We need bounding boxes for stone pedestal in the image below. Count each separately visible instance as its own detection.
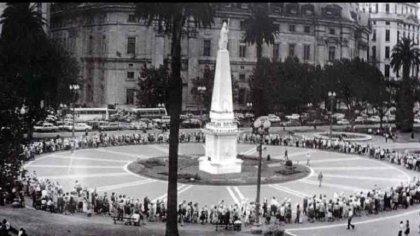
[199,122,242,174]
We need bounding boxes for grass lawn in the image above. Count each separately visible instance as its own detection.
[128,155,310,185]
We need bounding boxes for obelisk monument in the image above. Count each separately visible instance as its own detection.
[199,22,243,174]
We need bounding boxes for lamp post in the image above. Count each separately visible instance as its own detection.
[197,86,207,120]
[328,91,336,140]
[247,102,253,124]
[253,117,271,226]
[60,103,67,126]
[69,84,80,153]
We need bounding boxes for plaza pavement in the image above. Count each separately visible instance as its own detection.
[22,130,420,236]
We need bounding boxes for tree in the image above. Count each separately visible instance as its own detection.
[370,76,393,130]
[137,63,169,108]
[323,58,381,128]
[390,37,420,132]
[134,4,214,235]
[243,3,278,117]
[0,3,80,141]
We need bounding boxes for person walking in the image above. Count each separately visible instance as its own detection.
[347,208,355,230]
[399,221,404,236]
[318,172,323,187]
[306,153,311,166]
[404,220,410,235]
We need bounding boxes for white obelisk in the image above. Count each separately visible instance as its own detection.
[199,22,243,174]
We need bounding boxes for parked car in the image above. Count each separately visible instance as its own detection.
[130,121,148,130]
[118,122,132,130]
[383,114,395,122]
[337,119,350,125]
[285,113,300,120]
[98,122,121,131]
[139,118,155,129]
[267,114,281,122]
[367,115,380,123]
[34,122,59,132]
[59,122,73,131]
[181,119,202,128]
[235,113,245,120]
[245,112,255,119]
[332,113,345,120]
[355,116,366,123]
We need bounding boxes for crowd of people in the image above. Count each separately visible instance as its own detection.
[2,128,420,232]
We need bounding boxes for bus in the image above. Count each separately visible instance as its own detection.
[74,108,116,121]
[130,107,167,119]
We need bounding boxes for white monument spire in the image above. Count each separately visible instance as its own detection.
[199,22,242,174]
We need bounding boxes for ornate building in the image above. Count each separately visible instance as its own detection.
[360,3,420,80]
[49,3,370,110]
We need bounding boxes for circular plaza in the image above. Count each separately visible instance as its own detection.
[23,138,420,235]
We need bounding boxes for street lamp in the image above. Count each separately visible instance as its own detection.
[197,86,207,119]
[252,117,271,227]
[328,91,336,140]
[69,84,80,153]
[60,103,67,126]
[247,102,253,123]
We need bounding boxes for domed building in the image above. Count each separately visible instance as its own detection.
[49,3,370,110]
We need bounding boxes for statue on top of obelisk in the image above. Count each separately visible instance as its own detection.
[218,21,229,50]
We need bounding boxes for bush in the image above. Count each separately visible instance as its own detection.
[264,224,284,236]
[285,160,293,167]
[178,173,201,181]
[139,158,166,168]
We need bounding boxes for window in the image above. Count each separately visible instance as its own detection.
[273,43,279,60]
[372,46,376,60]
[329,28,335,35]
[126,89,135,105]
[385,30,390,42]
[240,21,245,31]
[203,39,211,56]
[384,65,390,78]
[394,4,397,14]
[397,31,400,41]
[288,44,295,57]
[376,3,378,13]
[385,3,389,13]
[127,71,135,80]
[385,46,390,59]
[372,20,376,25]
[369,6,371,13]
[128,14,136,22]
[303,44,310,61]
[127,37,136,54]
[385,21,390,25]
[239,74,246,81]
[372,30,376,41]
[289,24,295,32]
[328,46,335,62]
[239,43,246,58]
[304,26,311,33]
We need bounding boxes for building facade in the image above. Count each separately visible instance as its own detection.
[360,3,420,80]
[49,3,370,110]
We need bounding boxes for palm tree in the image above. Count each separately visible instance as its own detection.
[134,3,214,236]
[390,37,420,132]
[243,3,279,117]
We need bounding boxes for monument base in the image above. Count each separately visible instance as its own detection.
[198,156,243,174]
